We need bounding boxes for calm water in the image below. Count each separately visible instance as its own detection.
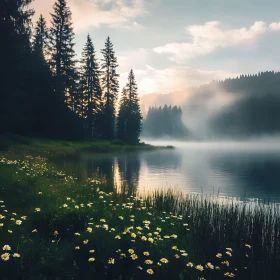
[58,141,280,202]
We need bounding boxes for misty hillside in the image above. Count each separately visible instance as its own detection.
[142,105,193,139]
[140,71,280,139]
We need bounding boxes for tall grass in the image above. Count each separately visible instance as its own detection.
[145,189,280,279]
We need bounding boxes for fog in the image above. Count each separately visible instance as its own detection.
[140,72,280,141]
[142,137,280,151]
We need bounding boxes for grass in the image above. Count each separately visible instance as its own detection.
[0,133,173,157]
[0,152,279,279]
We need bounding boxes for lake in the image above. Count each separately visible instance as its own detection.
[57,140,280,202]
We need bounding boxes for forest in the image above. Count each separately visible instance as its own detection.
[142,105,191,139]
[1,0,142,144]
[140,71,280,139]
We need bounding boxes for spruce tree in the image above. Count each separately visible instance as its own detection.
[49,0,77,105]
[0,0,34,134]
[117,88,129,141]
[33,14,49,60]
[80,34,102,139]
[117,70,142,144]
[100,36,119,139]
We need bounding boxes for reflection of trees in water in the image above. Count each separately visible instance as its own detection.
[60,153,141,195]
[115,153,141,196]
[142,150,182,170]
[210,152,280,197]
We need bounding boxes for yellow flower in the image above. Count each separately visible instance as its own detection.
[187,262,193,267]
[1,253,10,261]
[172,246,178,250]
[156,227,162,232]
[119,216,124,220]
[137,266,143,270]
[147,268,154,275]
[100,219,106,223]
[54,231,59,235]
[181,253,188,257]
[141,236,147,241]
[160,258,168,263]
[32,229,37,233]
[148,237,154,243]
[131,233,136,238]
[245,244,251,249]
[75,246,80,250]
[131,254,138,260]
[83,239,89,244]
[128,249,134,254]
[115,235,121,239]
[225,248,232,252]
[0,214,5,219]
[13,253,20,258]
[216,253,222,258]
[21,216,27,220]
[108,258,115,264]
[143,251,150,256]
[87,227,92,233]
[222,260,230,266]
[226,251,232,257]
[0,223,3,227]
[35,208,41,212]
[174,254,180,259]
[224,272,235,277]
[63,204,68,208]
[171,234,178,239]
[207,262,214,269]
[2,245,11,251]
[196,265,204,271]
[88,257,95,262]
[89,250,95,253]
[145,259,153,264]
[74,232,80,236]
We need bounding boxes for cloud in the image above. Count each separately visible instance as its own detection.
[31,0,147,31]
[269,22,280,31]
[154,21,280,62]
[124,21,145,31]
[120,65,240,95]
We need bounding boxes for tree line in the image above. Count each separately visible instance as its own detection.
[142,105,190,138]
[1,0,142,144]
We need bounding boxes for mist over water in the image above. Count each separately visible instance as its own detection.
[57,139,280,203]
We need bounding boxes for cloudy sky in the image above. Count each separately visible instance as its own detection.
[31,0,280,95]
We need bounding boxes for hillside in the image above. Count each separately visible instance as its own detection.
[140,71,280,139]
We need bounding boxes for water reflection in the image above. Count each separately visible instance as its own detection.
[53,142,280,202]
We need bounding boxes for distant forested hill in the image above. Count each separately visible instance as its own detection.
[142,105,192,139]
[140,71,280,139]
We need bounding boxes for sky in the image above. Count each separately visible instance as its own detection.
[31,0,280,95]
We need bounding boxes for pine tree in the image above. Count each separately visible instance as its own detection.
[117,88,129,141]
[117,70,142,144]
[100,36,119,139]
[33,14,49,60]
[49,0,77,105]
[80,34,102,139]
[0,0,34,133]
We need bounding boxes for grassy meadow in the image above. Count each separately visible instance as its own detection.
[0,144,279,279]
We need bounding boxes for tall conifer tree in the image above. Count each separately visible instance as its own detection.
[49,0,77,105]
[80,34,102,138]
[100,36,119,139]
[33,14,49,60]
[117,70,142,143]
[0,0,34,133]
